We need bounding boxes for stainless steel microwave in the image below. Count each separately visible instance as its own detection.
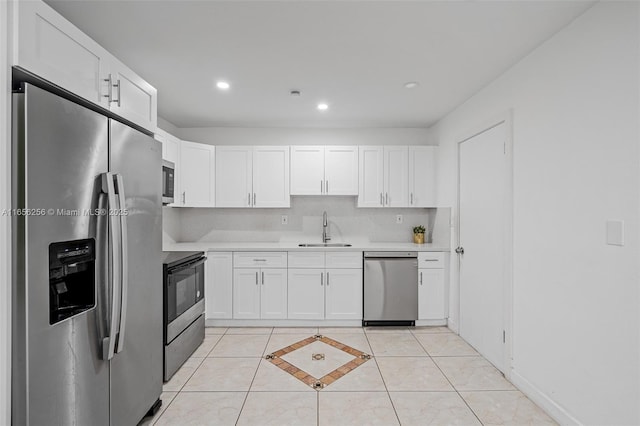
[162,160,175,205]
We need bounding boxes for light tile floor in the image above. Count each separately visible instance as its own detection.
[140,326,556,426]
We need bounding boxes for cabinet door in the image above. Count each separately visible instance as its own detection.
[253,146,290,207]
[325,269,362,320]
[358,146,384,207]
[205,252,233,319]
[384,146,409,207]
[109,59,158,131]
[260,268,288,319]
[179,141,215,207]
[418,268,446,320]
[15,1,111,107]
[409,146,437,207]
[325,146,358,195]
[290,146,324,195]
[216,146,253,207]
[287,269,325,320]
[233,268,261,319]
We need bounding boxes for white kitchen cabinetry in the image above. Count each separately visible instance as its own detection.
[216,146,290,208]
[205,252,233,319]
[179,141,215,207]
[288,252,362,320]
[408,146,437,207]
[358,146,408,207]
[418,252,447,320]
[232,252,288,319]
[13,0,157,131]
[290,146,358,195]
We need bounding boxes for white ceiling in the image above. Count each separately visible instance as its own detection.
[45,0,594,129]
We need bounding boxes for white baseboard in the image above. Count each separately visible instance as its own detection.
[415,319,447,327]
[447,318,459,334]
[510,370,581,426]
[205,319,362,328]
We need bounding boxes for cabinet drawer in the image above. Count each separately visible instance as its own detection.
[418,252,445,269]
[233,252,287,268]
[326,252,363,269]
[288,252,325,268]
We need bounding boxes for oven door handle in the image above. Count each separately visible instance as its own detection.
[167,257,207,275]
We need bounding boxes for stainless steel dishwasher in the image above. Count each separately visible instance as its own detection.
[363,252,418,326]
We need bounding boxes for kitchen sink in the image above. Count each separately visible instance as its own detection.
[298,243,352,247]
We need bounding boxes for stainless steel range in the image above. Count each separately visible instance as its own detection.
[162,251,206,380]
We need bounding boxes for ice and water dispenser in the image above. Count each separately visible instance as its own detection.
[48,239,96,324]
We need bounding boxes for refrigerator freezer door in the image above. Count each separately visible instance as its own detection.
[109,119,163,425]
[13,84,110,425]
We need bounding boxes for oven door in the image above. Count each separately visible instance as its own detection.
[165,257,205,343]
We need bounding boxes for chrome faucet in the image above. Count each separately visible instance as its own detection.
[322,211,331,243]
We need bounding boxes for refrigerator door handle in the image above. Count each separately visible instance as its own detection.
[101,172,121,361]
[115,174,128,353]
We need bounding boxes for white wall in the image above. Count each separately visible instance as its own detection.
[432,2,639,424]
[0,1,11,423]
[177,126,433,147]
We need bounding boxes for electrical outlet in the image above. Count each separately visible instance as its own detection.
[281,215,288,225]
[396,215,403,224]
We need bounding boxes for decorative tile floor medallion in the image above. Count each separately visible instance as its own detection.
[265,334,371,390]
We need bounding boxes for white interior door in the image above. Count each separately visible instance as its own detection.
[458,122,507,372]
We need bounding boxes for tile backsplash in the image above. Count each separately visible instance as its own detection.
[164,197,450,246]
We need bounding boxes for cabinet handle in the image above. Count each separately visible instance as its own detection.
[253,193,256,206]
[385,193,389,205]
[380,193,383,206]
[326,272,330,286]
[253,259,267,262]
[420,272,423,285]
[262,271,264,285]
[321,180,324,194]
[255,272,259,285]
[326,180,328,193]
[114,79,121,107]
[248,193,251,206]
[182,191,186,204]
[103,75,113,102]
[320,273,324,286]
[411,193,414,205]
[423,259,439,262]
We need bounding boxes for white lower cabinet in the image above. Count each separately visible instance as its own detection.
[325,269,362,320]
[418,252,447,320]
[287,268,325,319]
[232,252,288,319]
[205,252,233,319]
[288,252,362,320]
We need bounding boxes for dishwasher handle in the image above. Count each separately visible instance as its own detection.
[364,251,418,258]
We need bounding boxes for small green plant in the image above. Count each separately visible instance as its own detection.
[413,225,425,234]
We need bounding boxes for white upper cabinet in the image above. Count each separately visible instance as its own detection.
[179,141,215,207]
[358,146,408,207]
[324,146,359,195]
[290,146,324,195]
[216,146,290,208]
[215,147,253,207]
[253,146,290,207]
[13,0,157,131]
[409,146,437,207]
[290,146,358,195]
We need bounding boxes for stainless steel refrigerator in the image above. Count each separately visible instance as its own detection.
[12,82,163,425]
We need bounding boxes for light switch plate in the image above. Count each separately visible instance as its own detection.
[606,220,624,246]
[281,215,288,225]
[396,215,403,224]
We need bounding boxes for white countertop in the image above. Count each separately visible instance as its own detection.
[163,241,450,252]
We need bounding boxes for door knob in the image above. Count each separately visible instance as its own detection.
[455,246,464,255]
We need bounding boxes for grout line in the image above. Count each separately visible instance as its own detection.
[362,330,402,426]
[234,327,275,426]
[414,336,485,425]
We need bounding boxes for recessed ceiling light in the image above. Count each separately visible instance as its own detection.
[216,81,230,90]
[404,81,420,89]
[317,103,329,111]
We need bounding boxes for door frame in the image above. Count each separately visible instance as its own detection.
[456,110,514,378]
